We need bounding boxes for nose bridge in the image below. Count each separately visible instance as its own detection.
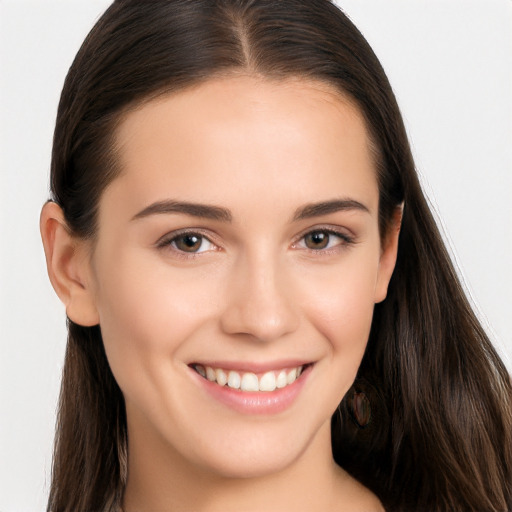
[220,245,299,342]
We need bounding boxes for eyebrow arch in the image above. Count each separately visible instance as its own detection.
[132,200,232,222]
[292,199,370,221]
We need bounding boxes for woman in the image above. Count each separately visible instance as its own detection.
[40,1,512,511]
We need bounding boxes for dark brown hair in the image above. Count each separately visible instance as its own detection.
[47,1,512,511]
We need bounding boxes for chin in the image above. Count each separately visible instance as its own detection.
[171,415,329,481]
[196,439,305,480]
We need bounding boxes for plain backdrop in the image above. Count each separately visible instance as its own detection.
[1,0,511,510]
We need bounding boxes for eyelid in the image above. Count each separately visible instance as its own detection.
[155,224,356,256]
[155,228,221,255]
[291,225,356,251]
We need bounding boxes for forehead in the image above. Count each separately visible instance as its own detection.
[106,75,378,218]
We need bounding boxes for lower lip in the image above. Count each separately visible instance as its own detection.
[191,365,312,415]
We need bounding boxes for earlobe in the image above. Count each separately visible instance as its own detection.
[374,205,403,304]
[40,201,100,326]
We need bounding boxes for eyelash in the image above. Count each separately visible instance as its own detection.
[292,228,355,253]
[156,228,218,259]
[156,227,355,258]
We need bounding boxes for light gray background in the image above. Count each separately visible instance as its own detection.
[1,0,511,510]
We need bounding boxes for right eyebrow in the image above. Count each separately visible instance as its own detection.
[131,200,233,222]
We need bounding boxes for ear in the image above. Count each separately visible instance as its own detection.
[40,201,100,326]
[374,205,403,304]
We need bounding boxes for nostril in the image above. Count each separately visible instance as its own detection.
[219,299,299,342]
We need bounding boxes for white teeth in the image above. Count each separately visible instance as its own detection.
[206,366,216,381]
[276,370,288,388]
[215,368,227,386]
[240,372,259,392]
[287,367,297,384]
[227,371,241,390]
[259,371,277,391]
[197,364,307,392]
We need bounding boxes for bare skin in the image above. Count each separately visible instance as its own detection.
[41,75,396,511]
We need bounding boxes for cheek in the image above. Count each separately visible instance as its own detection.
[303,252,378,333]
[91,249,219,391]
[298,252,379,375]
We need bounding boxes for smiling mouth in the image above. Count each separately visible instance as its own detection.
[191,363,311,392]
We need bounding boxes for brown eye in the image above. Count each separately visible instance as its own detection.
[303,231,330,250]
[297,229,351,251]
[172,234,210,253]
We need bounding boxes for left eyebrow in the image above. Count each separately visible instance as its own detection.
[291,199,370,221]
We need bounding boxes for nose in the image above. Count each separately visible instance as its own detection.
[219,251,300,342]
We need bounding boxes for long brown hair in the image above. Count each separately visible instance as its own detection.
[47,1,512,510]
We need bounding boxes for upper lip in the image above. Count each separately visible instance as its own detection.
[189,359,313,373]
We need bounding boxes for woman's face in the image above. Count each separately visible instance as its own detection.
[84,76,398,478]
